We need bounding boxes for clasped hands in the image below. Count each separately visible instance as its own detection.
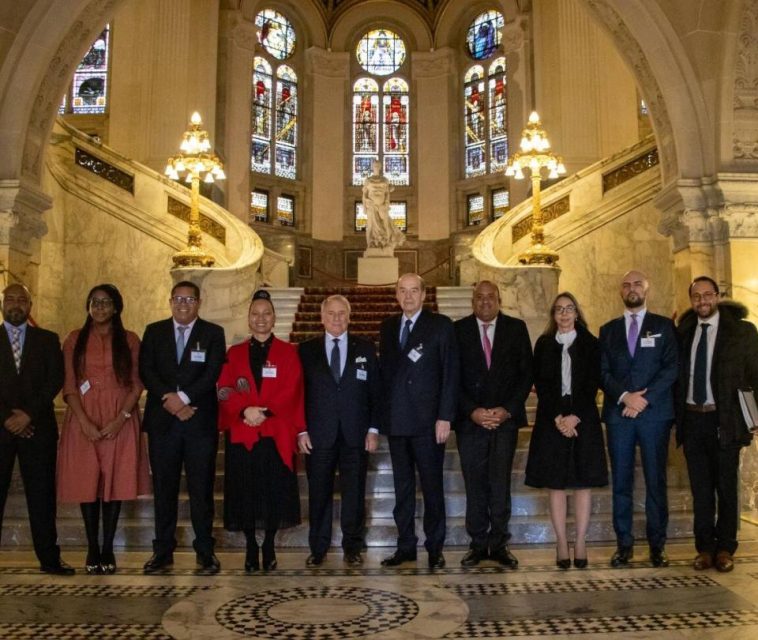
[79,414,128,442]
[621,388,648,419]
[4,409,33,438]
[162,392,196,422]
[555,414,580,438]
[471,407,510,431]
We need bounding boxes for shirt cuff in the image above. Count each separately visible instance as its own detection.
[298,430,308,437]
[617,391,627,404]
[178,391,191,405]
[368,428,379,434]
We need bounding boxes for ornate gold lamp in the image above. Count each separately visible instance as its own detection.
[505,111,566,265]
[165,112,226,268]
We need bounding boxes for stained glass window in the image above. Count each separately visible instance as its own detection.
[275,65,297,179]
[252,57,273,175]
[492,188,510,219]
[60,25,110,114]
[466,10,504,60]
[250,190,269,222]
[255,9,295,60]
[464,66,485,178]
[464,57,508,177]
[467,194,485,226]
[355,201,407,232]
[356,29,406,76]
[488,58,508,173]
[277,195,295,226]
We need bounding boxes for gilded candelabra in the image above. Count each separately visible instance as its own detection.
[505,111,566,265]
[165,112,226,268]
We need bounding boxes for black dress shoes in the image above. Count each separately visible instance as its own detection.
[381,549,417,567]
[306,553,326,567]
[428,552,446,569]
[490,546,519,569]
[610,546,634,568]
[196,552,221,575]
[649,547,669,568]
[460,548,487,567]
[573,557,588,569]
[245,547,260,572]
[556,557,571,570]
[143,553,174,574]
[40,560,75,576]
[343,552,362,567]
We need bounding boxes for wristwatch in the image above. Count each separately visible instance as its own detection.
[122,410,132,419]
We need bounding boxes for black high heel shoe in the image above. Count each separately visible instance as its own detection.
[85,549,102,575]
[245,546,260,572]
[100,550,117,575]
[556,544,571,570]
[262,547,277,571]
[573,557,588,569]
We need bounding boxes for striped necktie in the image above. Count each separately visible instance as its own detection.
[10,327,22,372]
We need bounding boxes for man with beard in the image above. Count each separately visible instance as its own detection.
[675,276,758,572]
[599,271,678,568]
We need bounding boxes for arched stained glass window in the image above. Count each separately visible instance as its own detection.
[356,29,406,76]
[382,78,409,184]
[255,9,295,60]
[353,78,379,180]
[466,10,504,60]
[252,56,273,174]
[275,65,297,179]
[488,57,508,172]
[60,25,110,114]
[464,65,485,177]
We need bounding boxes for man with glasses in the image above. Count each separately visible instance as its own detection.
[599,270,678,568]
[140,281,226,574]
[0,284,74,574]
[675,276,758,572]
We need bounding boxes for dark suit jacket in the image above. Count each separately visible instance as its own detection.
[379,309,459,436]
[139,317,226,434]
[454,312,533,431]
[0,324,63,437]
[599,311,678,423]
[299,333,381,449]
[675,301,758,447]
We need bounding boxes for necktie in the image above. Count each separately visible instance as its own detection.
[176,325,188,363]
[329,337,341,383]
[693,323,710,404]
[481,323,492,369]
[10,327,22,373]
[400,318,412,350]
[627,313,639,357]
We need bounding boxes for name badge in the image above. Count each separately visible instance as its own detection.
[190,349,206,362]
[356,369,367,381]
[408,349,422,362]
[640,338,656,348]
[79,380,91,395]
[262,364,277,378]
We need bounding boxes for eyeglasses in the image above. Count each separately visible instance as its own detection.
[89,298,113,309]
[554,305,576,315]
[171,295,198,305]
[690,291,717,302]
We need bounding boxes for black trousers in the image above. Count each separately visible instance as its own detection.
[456,423,518,552]
[0,429,60,565]
[306,431,368,555]
[147,421,218,555]
[682,411,741,555]
[388,433,446,554]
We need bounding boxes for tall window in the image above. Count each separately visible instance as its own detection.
[60,25,110,114]
[251,10,298,180]
[353,29,409,186]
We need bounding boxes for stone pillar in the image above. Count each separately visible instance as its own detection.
[306,48,349,242]
[412,49,455,241]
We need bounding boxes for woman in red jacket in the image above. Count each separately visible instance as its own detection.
[217,290,304,571]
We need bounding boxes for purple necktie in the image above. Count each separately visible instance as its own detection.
[627,314,639,357]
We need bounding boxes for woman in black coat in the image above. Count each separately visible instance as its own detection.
[525,292,608,569]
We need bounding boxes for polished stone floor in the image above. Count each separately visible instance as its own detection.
[3,527,758,639]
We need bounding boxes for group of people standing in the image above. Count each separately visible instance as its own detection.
[0,269,756,576]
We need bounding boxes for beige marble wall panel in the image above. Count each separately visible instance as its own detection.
[730,238,758,326]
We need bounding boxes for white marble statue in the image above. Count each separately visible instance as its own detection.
[362,159,405,251]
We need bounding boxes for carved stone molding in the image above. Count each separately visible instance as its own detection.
[232,20,257,52]
[733,0,758,160]
[721,203,758,237]
[501,22,525,54]
[306,47,349,78]
[411,49,455,78]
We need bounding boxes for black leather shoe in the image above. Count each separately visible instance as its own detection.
[460,548,487,567]
[40,560,75,576]
[381,549,417,567]
[262,548,277,571]
[306,553,326,567]
[490,546,519,568]
[650,547,669,568]
[196,552,221,574]
[245,547,260,572]
[610,546,633,568]
[143,553,173,574]
[556,557,571,570]
[344,552,362,567]
[428,552,446,569]
[573,557,588,569]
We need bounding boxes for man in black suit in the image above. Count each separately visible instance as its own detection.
[0,283,73,574]
[298,294,381,567]
[675,276,758,572]
[379,273,459,569]
[599,270,678,568]
[140,281,226,574]
[454,281,533,567]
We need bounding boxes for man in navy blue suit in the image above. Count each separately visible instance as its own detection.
[379,273,459,569]
[298,294,381,567]
[599,270,678,568]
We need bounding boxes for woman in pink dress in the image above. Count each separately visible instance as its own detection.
[57,284,150,574]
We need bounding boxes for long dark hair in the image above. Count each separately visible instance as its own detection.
[73,284,132,387]
[541,291,588,337]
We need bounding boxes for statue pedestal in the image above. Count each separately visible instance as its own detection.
[358,250,398,286]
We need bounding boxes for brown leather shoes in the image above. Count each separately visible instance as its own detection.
[714,551,734,573]
[693,552,713,570]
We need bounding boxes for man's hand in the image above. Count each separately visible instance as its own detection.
[622,389,648,413]
[490,406,510,425]
[622,406,640,419]
[435,420,451,444]
[161,392,186,415]
[298,432,312,454]
[365,431,378,453]
[243,406,267,427]
[4,409,32,435]
[175,405,196,421]
[555,414,580,437]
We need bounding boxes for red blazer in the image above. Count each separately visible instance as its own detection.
[217,337,305,471]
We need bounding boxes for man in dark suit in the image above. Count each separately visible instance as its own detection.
[675,276,758,572]
[0,283,73,574]
[454,280,533,567]
[379,273,459,569]
[298,294,381,567]
[600,270,678,568]
[140,280,226,574]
